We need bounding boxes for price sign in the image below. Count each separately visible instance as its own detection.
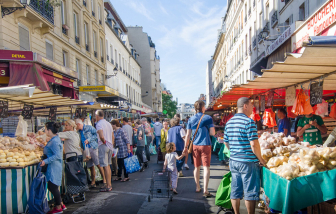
[22,104,33,119]
[310,81,323,106]
[81,109,87,119]
[75,108,81,118]
[0,101,8,118]
[48,107,57,121]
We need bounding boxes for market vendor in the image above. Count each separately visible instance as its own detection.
[277,108,291,137]
[297,113,327,145]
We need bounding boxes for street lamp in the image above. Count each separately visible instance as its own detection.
[105,67,118,79]
[2,0,31,18]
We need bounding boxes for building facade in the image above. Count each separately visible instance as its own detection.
[211,0,330,99]
[176,103,195,120]
[103,1,143,112]
[0,0,107,102]
[127,27,162,113]
[206,59,214,107]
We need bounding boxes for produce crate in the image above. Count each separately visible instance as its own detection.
[307,199,336,214]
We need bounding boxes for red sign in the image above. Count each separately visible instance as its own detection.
[0,50,33,61]
[43,74,74,88]
[0,63,9,77]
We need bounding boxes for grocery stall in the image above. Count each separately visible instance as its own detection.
[0,85,92,214]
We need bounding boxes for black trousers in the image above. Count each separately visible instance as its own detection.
[136,146,145,164]
[117,157,128,178]
[48,181,61,206]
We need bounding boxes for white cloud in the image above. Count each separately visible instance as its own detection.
[159,2,169,15]
[126,1,154,21]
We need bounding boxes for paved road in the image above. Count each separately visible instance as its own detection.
[62,152,265,214]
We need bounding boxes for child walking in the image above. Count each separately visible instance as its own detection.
[163,142,185,194]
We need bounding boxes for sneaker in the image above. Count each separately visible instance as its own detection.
[178,171,184,177]
[47,207,63,214]
[184,163,189,170]
[62,204,67,211]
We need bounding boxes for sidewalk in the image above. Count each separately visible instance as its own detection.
[62,152,266,214]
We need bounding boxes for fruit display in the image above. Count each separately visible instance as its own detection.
[260,132,336,180]
[0,148,42,168]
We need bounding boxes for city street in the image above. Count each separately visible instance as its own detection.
[62,153,265,214]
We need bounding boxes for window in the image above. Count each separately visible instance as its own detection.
[100,38,103,57]
[84,22,89,49]
[62,50,68,67]
[119,53,121,68]
[299,3,305,21]
[91,0,95,16]
[73,12,78,37]
[46,40,53,60]
[110,45,113,63]
[122,57,124,71]
[106,40,108,56]
[266,4,269,21]
[115,49,117,64]
[76,59,81,79]
[86,65,90,85]
[61,0,66,25]
[98,4,101,21]
[259,13,262,29]
[101,73,104,85]
[95,70,98,85]
[93,31,97,52]
[19,24,30,51]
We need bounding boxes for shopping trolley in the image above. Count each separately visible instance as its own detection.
[148,170,173,202]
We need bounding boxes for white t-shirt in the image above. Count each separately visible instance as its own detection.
[165,152,178,171]
[96,119,113,150]
[167,128,186,142]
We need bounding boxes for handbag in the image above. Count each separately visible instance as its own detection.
[40,154,48,173]
[188,114,205,154]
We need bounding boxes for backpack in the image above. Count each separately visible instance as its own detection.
[26,165,50,214]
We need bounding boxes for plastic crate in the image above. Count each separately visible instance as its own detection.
[3,133,16,138]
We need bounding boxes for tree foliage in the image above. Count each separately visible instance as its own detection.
[162,93,177,118]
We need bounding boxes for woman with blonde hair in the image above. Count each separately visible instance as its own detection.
[58,119,82,162]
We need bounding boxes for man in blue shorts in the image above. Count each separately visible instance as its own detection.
[224,97,266,214]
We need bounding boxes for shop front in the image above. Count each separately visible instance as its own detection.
[292,0,336,53]
[0,50,79,99]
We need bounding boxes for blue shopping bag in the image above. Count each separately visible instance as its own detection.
[149,144,157,155]
[124,153,141,174]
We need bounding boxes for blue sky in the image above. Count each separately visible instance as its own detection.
[110,0,227,104]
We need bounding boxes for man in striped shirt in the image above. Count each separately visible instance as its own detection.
[224,97,266,214]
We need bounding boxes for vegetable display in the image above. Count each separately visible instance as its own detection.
[260,132,336,180]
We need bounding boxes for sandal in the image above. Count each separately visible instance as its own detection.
[114,177,122,181]
[100,183,107,189]
[173,190,178,194]
[203,192,214,198]
[89,184,96,188]
[100,187,112,192]
[121,178,130,182]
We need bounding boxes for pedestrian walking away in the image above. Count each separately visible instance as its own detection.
[122,117,134,155]
[160,121,170,161]
[111,119,131,182]
[95,110,114,192]
[153,118,163,150]
[40,122,67,214]
[183,100,215,197]
[163,142,185,194]
[168,117,186,177]
[224,97,266,214]
[134,120,146,171]
[75,119,104,189]
[142,118,152,162]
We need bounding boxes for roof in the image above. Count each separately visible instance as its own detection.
[104,1,128,33]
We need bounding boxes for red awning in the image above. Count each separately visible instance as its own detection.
[8,62,50,91]
[43,74,73,88]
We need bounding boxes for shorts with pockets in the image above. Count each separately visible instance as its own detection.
[87,147,99,168]
[98,144,112,167]
[193,145,211,167]
[229,160,261,201]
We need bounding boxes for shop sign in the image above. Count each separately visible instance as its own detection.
[266,24,294,56]
[34,53,78,79]
[79,86,119,96]
[142,106,152,114]
[0,50,33,61]
[292,0,336,51]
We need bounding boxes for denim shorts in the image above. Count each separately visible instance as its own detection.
[229,160,261,201]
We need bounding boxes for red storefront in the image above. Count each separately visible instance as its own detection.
[0,50,78,99]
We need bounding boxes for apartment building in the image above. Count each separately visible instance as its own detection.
[127,27,162,113]
[0,0,107,102]
[176,103,195,120]
[211,0,330,98]
[206,59,214,107]
[103,1,143,111]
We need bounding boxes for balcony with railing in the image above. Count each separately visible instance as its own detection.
[94,51,97,58]
[83,0,86,7]
[92,11,95,17]
[263,22,270,32]
[101,57,104,63]
[248,8,251,16]
[29,0,54,25]
[75,36,79,44]
[85,44,89,51]
[258,32,263,43]
[271,11,278,27]
[62,26,67,35]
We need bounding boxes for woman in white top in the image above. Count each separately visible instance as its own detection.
[58,119,82,162]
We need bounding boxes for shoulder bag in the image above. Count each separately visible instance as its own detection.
[188,114,205,154]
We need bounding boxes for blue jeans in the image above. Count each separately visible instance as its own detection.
[229,160,261,201]
[155,136,161,149]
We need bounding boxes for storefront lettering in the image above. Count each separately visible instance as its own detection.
[54,78,62,85]
[11,54,26,59]
[0,70,6,76]
[266,24,294,56]
[292,0,336,52]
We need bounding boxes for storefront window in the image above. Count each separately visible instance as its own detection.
[18,24,30,51]
[46,40,53,60]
